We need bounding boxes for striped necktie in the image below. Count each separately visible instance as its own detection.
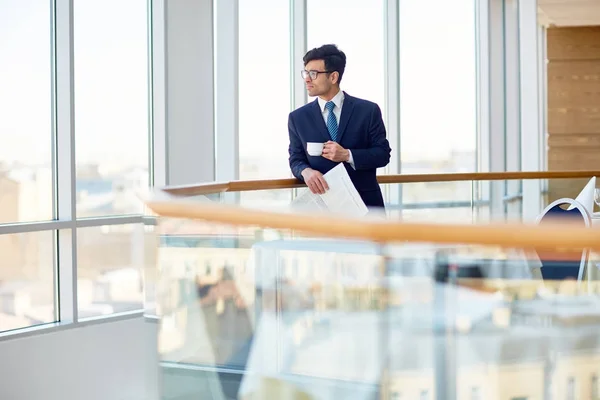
[325,101,338,142]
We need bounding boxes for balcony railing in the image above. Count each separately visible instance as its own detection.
[143,170,600,400]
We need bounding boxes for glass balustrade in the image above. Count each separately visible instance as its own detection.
[147,179,600,400]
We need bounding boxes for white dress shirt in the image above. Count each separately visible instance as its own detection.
[317,90,356,169]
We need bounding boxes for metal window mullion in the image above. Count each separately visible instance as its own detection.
[475,0,491,221]
[504,0,522,220]
[75,215,145,228]
[290,0,306,202]
[538,25,548,193]
[151,0,167,188]
[504,0,521,173]
[385,0,400,209]
[291,0,307,111]
[214,0,239,184]
[519,0,542,221]
[476,0,490,175]
[54,0,78,324]
[487,0,507,219]
[0,220,72,235]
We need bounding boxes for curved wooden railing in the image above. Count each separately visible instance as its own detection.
[144,196,600,250]
[162,170,600,196]
[143,170,600,251]
[143,204,600,254]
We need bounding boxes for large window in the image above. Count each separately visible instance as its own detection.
[74,0,150,217]
[0,0,56,332]
[399,0,477,216]
[0,231,55,331]
[238,0,291,182]
[399,0,477,173]
[0,0,151,333]
[0,0,53,224]
[307,0,385,117]
[73,0,151,318]
[238,0,292,207]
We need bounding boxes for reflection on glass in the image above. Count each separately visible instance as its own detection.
[77,224,150,318]
[157,215,600,399]
[0,0,53,223]
[157,219,260,368]
[0,231,56,332]
[74,0,149,217]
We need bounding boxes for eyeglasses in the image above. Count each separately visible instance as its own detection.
[301,69,332,80]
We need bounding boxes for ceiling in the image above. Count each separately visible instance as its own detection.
[538,0,600,26]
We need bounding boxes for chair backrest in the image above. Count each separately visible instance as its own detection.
[535,198,591,281]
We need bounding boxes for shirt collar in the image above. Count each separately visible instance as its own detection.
[318,89,344,112]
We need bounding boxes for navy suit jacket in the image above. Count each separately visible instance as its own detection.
[288,92,391,208]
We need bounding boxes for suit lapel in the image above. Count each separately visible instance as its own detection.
[336,92,355,144]
[308,100,332,142]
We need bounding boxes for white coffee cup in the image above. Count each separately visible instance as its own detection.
[307,142,324,156]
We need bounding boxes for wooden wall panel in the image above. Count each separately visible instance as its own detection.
[547,61,600,108]
[547,26,600,201]
[547,26,600,60]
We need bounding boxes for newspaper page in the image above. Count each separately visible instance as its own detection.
[292,189,329,213]
[292,163,369,217]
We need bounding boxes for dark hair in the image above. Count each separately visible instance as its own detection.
[303,44,346,84]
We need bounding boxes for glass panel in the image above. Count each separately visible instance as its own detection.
[238,0,291,181]
[384,243,600,399]
[382,177,561,223]
[157,218,384,398]
[0,231,55,332]
[237,189,299,210]
[0,0,53,223]
[399,0,477,176]
[77,224,150,318]
[306,0,386,117]
[153,196,600,399]
[74,0,149,217]
[384,180,487,223]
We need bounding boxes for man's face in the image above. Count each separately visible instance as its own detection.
[303,59,335,97]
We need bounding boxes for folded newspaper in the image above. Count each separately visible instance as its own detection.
[291,163,369,217]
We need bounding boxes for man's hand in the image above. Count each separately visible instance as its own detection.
[322,141,350,162]
[301,168,328,194]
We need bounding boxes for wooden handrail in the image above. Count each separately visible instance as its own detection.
[143,194,600,251]
[162,170,600,196]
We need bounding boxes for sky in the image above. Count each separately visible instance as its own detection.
[0,0,477,177]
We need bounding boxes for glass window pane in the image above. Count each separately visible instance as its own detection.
[307,0,386,118]
[399,0,477,211]
[77,224,151,318]
[0,0,53,223]
[74,0,150,217]
[399,0,477,174]
[238,0,291,181]
[0,231,56,332]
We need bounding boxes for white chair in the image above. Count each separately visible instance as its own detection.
[535,198,591,282]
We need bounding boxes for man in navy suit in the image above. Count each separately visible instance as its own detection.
[288,44,391,208]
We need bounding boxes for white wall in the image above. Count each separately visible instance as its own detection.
[161,0,215,186]
[0,316,159,400]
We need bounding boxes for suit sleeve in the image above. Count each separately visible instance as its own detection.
[288,113,311,180]
[349,104,391,170]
